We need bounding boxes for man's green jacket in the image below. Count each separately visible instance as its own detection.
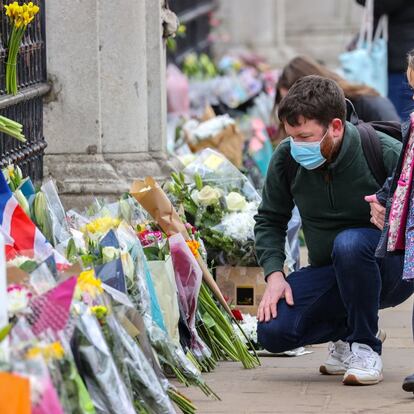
[254,122,402,278]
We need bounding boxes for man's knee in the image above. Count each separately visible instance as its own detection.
[332,228,376,263]
[257,318,298,353]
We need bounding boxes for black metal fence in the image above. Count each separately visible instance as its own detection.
[0,0,48,182]
[168,0,217,65]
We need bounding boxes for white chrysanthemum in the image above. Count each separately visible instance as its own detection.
[219,205,257,242]
[233,313,258,345]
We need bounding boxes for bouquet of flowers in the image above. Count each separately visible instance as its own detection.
[106,283,197,414]
[7,276,95,414]
[118,223,217,398]
[25,341,95,414]
[130,175,233,317]
[169,233,214,370]
[146,252,181,345]
[5,1,40,94]
[97,304,176,414]
[72,310,137,414]
[137,222,170,261]
[167,149,261,266]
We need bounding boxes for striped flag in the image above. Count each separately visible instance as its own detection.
[0,171,68,268]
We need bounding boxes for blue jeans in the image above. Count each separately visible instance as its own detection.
[388,72,414,120]
[257,228,414,354]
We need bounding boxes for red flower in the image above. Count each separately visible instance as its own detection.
[232,309,243,321]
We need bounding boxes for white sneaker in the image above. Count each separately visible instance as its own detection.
[319,340,351,375]
[319,329,386,376]
[342,343,383,386]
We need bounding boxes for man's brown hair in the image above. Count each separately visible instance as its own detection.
[278,75,346,128]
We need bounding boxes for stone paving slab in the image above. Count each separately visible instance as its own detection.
[175,299,414,413]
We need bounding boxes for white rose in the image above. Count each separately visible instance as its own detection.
[102,246,120,263]
[225,192,247,212]
[196,185,221,206]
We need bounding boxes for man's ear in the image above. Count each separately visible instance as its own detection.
[331,118,344,137]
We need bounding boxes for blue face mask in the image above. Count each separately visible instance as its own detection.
[289,130,328,170]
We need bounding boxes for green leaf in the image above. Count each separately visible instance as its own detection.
[0,324,12,343]
[19,260,38,273]
[201,312,216,329]
[194,173,203,191]
[171,172,181,186]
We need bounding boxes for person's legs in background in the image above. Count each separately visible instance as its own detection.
[388,72,414,120]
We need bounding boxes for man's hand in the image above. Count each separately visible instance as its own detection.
[257,272,294,323]
[364,194,385,230]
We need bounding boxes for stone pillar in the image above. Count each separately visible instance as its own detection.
[44,0,172,207]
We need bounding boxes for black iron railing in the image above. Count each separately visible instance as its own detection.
[168,0,217,65]
[0,0,48,183]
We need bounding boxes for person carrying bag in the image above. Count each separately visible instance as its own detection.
[340,0,388,97]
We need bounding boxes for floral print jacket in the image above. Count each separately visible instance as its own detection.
[376,119,412,258]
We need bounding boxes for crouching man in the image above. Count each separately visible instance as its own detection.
[255,75,414,385]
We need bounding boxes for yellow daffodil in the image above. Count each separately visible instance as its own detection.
[4,2,39,26]
[4,2,40,94]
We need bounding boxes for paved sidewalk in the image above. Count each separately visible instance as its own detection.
[177,298,414,413]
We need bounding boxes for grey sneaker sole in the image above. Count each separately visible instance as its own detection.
[343,373,383,386]
[319,365,346,375]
